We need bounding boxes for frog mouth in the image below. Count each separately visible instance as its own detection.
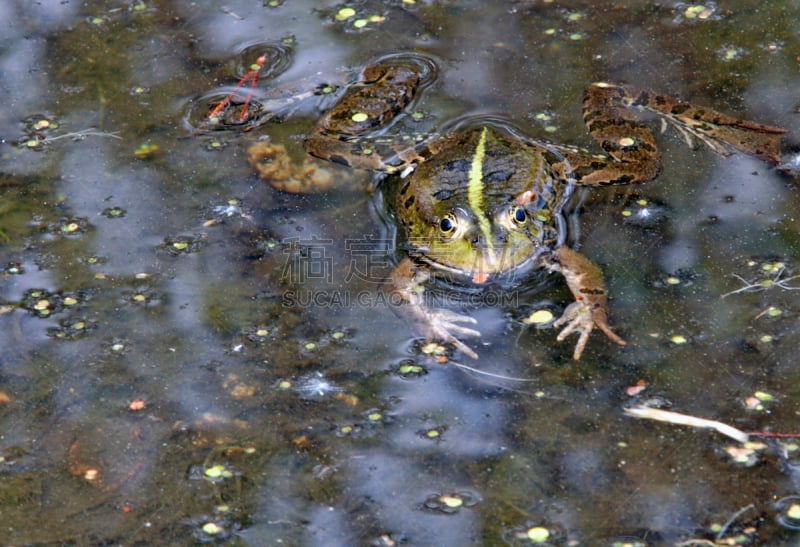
[419,251,544,286]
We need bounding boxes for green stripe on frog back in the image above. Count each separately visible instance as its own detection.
[467,128,495,264]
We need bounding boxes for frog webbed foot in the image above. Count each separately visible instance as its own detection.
[387,258,482,359]
[554,300,625,360]
[546,247,626,360]
[422,308,481,360]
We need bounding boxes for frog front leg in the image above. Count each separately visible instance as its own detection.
[387,258,481,359]
[545,247,626,360]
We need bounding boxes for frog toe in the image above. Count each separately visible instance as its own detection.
[427,310,481,359]
[554,301,625,360]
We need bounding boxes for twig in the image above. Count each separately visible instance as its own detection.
[716,503,755,541]
[45,129,122,142]
[623,405,749,443]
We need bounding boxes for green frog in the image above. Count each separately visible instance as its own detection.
[244,59,785,360]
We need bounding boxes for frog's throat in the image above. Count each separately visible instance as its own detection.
[467,127,497,270]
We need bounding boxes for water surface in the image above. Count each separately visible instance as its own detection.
[1,1,800,544]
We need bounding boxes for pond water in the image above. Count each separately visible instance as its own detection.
[2,0,800,544]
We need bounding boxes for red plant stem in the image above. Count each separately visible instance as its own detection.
[208,54,267,121]
[748,431,800,438]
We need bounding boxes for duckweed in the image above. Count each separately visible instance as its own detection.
[396,362,427,377]
[335,7,356,20]
[527,526,550,542]
[440,495,462,508]
[775,496,800,530]
[204,464,233,479]
[767,306,783,317]
[102,207,126,218]
[201,522,223,535]
[423,491,479,513]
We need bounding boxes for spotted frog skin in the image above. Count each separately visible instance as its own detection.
[247,61,785,360]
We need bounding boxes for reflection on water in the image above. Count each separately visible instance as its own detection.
[1,0,800,544]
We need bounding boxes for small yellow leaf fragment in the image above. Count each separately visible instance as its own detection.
[523,309,554,325]
[134,143,159,159]
[754,390,774,402]
[670,334,688,345]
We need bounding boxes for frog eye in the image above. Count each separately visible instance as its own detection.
[438,213,463,239]
[509,206,527,227]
